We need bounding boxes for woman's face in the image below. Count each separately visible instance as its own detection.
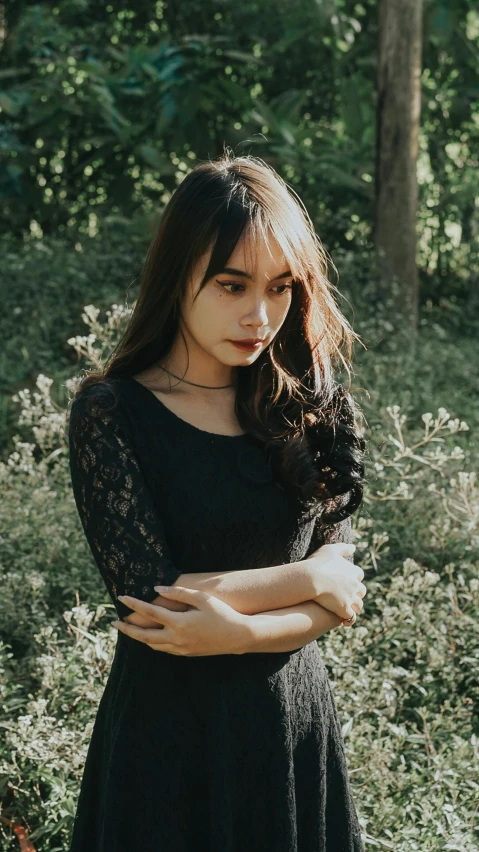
[178,231,294,368]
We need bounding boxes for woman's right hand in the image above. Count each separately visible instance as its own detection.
[307,542,366,623]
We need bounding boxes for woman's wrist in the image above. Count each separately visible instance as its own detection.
[234,600,342,655]
[304,554,326,598]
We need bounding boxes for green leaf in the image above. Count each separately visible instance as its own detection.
[135,145,176,172]
[222,49,262,65]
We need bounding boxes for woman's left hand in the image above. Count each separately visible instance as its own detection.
[112,586,250,656]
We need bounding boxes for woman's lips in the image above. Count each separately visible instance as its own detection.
[228,340,263,351]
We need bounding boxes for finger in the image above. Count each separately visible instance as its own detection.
[114,620,175,646]
[343,610,357,623]
[117,596,178,627]
[358,582,367,597]
[153,585,209,606]
[332,542,356,554]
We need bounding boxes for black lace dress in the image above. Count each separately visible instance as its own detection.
[67,377,364,852]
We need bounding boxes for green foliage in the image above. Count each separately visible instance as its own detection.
[0,613,115,847]
[0,295,478,849]
[324,556,479,849]
[0,228,145,452]
[1,0,478,305]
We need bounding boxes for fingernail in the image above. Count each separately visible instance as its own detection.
[154,586,170,593]
[111,621,120,628]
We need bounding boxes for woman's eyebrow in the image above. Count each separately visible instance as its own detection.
[219,267,292,280]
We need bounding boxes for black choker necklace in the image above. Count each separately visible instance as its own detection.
[157,365,235,390]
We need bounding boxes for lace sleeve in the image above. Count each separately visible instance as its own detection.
[68,388,184,620]
[310,509,354,564]
[321,515,353,560]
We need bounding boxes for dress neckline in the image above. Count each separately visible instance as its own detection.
[126,377,250,441]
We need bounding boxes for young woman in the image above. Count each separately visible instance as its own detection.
[67,153,367,852]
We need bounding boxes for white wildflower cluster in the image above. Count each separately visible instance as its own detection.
[420,407,469,435]
[431,471,479,550]
[0,437,37,485]
[66,300,133,373]
[3,701,85,770]
[66,332,101,370]
[105,302,132,329]
[25,570,46,593]
[368,406,474,546]
[10,372,67,454]
[428,515,453,549]
[62,603,113,662]
[4,300,134,473]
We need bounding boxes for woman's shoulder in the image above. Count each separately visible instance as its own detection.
[68,378,136,440]
[70,378,119,412]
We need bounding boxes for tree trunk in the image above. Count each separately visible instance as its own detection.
[375,0,423,331]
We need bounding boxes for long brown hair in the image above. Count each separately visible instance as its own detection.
[69,152,366,524]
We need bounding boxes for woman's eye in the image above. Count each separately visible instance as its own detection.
[217,281,244,294]
[216,280,293,295]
